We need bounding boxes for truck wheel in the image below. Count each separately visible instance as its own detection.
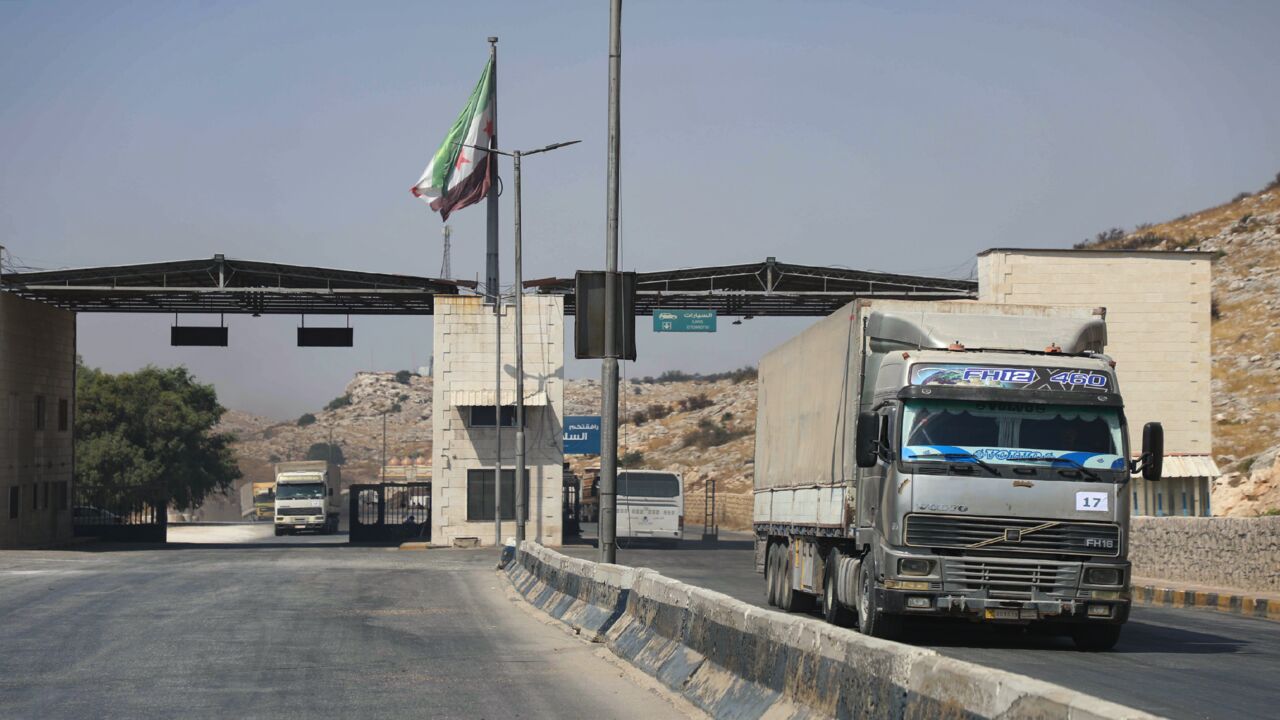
[274,527,284,537]
[765,544,779,607]
[1071,623,1122,651]
[779,543,816,613]
[823,551,856,627]
[857,557,902,640]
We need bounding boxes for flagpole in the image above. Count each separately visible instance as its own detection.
[487,36,503,548]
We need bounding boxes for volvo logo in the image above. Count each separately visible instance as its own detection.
[1004,529,1022,543]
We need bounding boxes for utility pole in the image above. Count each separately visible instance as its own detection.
[487,36,503,549]
[600,0,622,565]
[455,138,580,547]
[381,411,387,483]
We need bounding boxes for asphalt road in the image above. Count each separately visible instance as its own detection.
[0,525,696,720]
[564,524,1280,720]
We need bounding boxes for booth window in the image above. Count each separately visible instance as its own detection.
[466,468,529,521]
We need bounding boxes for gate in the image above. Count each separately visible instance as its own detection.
[349,482,430,544]
[73,484,167,542]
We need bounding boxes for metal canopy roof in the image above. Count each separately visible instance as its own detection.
[532,257,977,317]
[0,255,471,315]
[1,255,975,318]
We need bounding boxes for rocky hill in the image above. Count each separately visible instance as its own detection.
[1081,172,1280,515]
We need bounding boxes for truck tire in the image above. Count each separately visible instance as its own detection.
[1071,623,1122,651]
[823,550,856,627]
[274,527,284,537]
[779,543,816,613]
[765,544,779,607]
[857,557,902,640]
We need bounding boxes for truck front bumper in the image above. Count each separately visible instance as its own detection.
[876,586,1130,624]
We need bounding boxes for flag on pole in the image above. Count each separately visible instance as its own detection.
[411,58,495,220]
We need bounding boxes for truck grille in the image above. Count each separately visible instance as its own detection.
[278,507,323,516]
[943,558,1078,600]
[905,514,1120,557]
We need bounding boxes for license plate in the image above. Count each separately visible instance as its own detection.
[991,608,1019,620]
[295,524,307,529]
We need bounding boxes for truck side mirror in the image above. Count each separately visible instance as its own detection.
[1141,422,1164,481]
[855,411,879,468]
[328,487,334,497]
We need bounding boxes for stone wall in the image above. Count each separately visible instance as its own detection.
[1130,516,1280,592]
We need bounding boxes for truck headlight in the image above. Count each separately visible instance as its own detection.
[899,558,934,577]
[1085,567,1122,585]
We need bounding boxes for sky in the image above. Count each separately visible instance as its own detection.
[2,1,1278,419]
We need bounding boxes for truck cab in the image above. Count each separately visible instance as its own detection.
[274,462,340,536]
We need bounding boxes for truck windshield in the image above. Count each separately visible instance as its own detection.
[900,400,1125,474]
[276,483,325,500]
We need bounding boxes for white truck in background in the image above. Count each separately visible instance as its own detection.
[754,299,1163,650]
[274,461,341,536]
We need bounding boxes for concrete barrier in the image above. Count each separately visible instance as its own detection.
[506,542,1159,720]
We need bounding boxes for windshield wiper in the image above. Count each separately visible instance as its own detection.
[906,451,1000,476]
[1014,456,1102,482]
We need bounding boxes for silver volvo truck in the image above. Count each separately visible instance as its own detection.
[753,300,1162,650]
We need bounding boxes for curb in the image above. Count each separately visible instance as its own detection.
[1132,583,1280,622]
[398,542,433,550]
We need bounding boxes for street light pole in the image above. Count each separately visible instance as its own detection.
[458,138,580,547]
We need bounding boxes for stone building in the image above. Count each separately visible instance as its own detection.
[430,295,565,546]
[978,248,1219,515]
[1,293,75,547]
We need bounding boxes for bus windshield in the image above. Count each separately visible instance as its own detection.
[617,472,681,498]
[900,400,1126,474]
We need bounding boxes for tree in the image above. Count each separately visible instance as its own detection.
[297,413,316,427]
[305,442,346,466]
[75,362,241,511]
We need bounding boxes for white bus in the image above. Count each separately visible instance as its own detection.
[617,470,684,546]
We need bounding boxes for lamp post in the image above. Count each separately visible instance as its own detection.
[459,139,580,545]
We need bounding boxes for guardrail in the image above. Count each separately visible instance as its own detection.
[504,542,1159,720]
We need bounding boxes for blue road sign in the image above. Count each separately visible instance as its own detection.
[564,416,602,455]
[653,309,717,332]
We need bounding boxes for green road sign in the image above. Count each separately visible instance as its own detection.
[653,309,717,333]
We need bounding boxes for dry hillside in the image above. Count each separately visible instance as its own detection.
[1082,172,1280,515]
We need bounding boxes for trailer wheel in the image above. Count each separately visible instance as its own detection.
[764,544,779,607]
[823,550,856,627]
[857,557,902,640]
[779,543,816,613]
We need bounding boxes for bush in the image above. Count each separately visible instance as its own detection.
[397,393,410,403]
[268,454,281,464]
[1232,191,1251,203]
[619,450,645,467]
[682,418,749,449]
[647,403,670,420]
[1211,296,1221,321]
[395,370,413,385]
[325,394,352,411]
[630,410,647,426]
[721,412,734,423]
[389,403,402,413]
[297,413,316,427]
[305,442,345,465]
[679,394,714,412]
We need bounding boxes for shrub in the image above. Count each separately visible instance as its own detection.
[1211,296,1221,321]
[397,393,410,403]
[682,418,750,449]
[630,411,647,426]
[297,413,316,427]
[389,403,402,413]
[395,370,414,385]
[619,450,645,467]
[1232,191,1251,203]
[325,394,352,411]
[268,454,281,463]
[305,442,345,465]
[722,412,734,423]
[647,403,671,420]
[679,394,714,412]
